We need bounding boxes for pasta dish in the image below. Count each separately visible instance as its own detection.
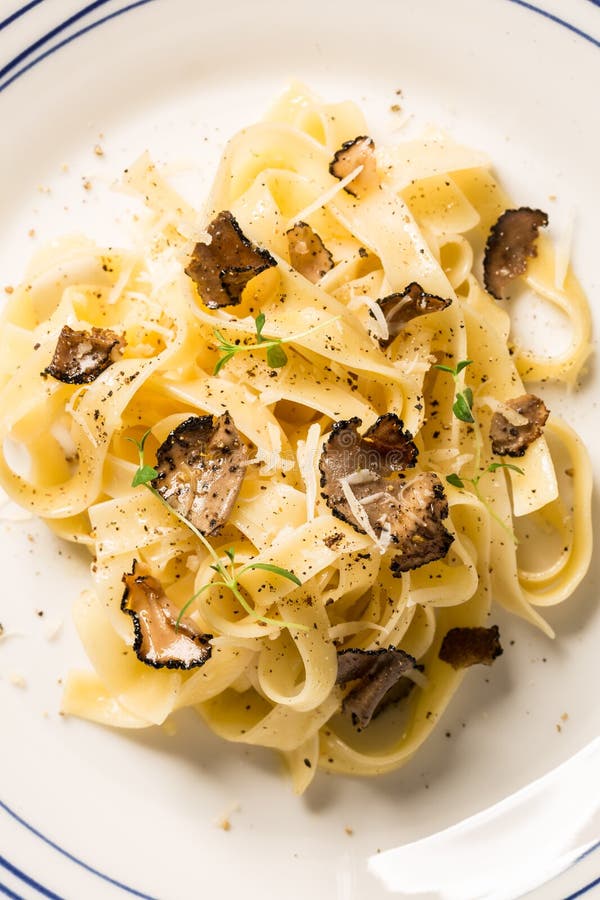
[0,83,592,793]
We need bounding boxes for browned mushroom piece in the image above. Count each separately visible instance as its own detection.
[43,325,124,384]
[319,416,453,571]
[374,282,452,349]
[438,625,503,670]
[336,646,419,728]
[489,394,549,458]
[286,221,334,283]
[483,207,548,300]
[389,472,455,575]
[329,136,378,197]
[121,562,212,669]
[151,412,248,536]
[185,210,277,308]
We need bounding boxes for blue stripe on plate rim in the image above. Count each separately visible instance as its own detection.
[0,854,63,900]
[0,0,598,897]
[0,879,28,900]
[1,799,157,897]
[0,0,156,92]
[0,0,129,78]
[0,0,46,33]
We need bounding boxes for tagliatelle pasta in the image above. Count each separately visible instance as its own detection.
[0,83,593,792]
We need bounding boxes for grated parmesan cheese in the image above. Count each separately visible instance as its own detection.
[286,165,364,229]
[339,476,380,543]
[405,667,428,689]
[296,423,321,521]
[346,469,379,486]
[479,395,528,427]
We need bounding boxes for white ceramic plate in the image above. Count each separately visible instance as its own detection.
[0,1,599,898]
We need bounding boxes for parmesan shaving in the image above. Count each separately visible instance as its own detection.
[339,476,379,543]
[296,423,321,521]
[480,395,529,427]
[405,667,428,689]
[286,165,364,228]
[349,293,389,342]
[346,469,379,486]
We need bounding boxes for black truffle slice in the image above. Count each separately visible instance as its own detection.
[185,210,277,308]
[151,412,248,535]
[336,646,419,728]
[483,207,548,299]
[329,136,378,197]
[43,325,124,384]
[286,221,334,283]
[319,414,418,528]
[374,282,452,349]
[489,394,549,458]
[319,417,453,571]
[388,473,455,575]
[121,562,212,670]
[438,625,503,670]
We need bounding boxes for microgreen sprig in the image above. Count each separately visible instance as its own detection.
[177,545,305,631]
[446,462,525,544]
[126,430,307,631]
[213,312,341,376]
[434,359,474,423]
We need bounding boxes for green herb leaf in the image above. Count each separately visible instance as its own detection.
[175,581,224,629]
[213,328,233,349]
[266,343,288,368]
[224,547,236,563]
[446,473,465,489]
[255,312,266,341]
[240,562,302,586]
[433,363,456,375]
[213,351,235,375]
[132,464,158,487]
[463,386,474,408]
[125,428,152,455]
[487,462,525,476]
[453,393,475,423]
[455,359,473,375]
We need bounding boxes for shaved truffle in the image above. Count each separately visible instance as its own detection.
[319,414,417,527]
[286,221,334,283]
[336,646,419,728]
[185,210,277,308]
[389,473,455,574]
[439,625,503,670]
[329,136,378,197]
[151,412,248,535]
[490,394,549,457]
[374,282,452,349]
[43,325,124,384]
[483,207,548,299]
[319,416,453,571]
[121,562,212,669]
